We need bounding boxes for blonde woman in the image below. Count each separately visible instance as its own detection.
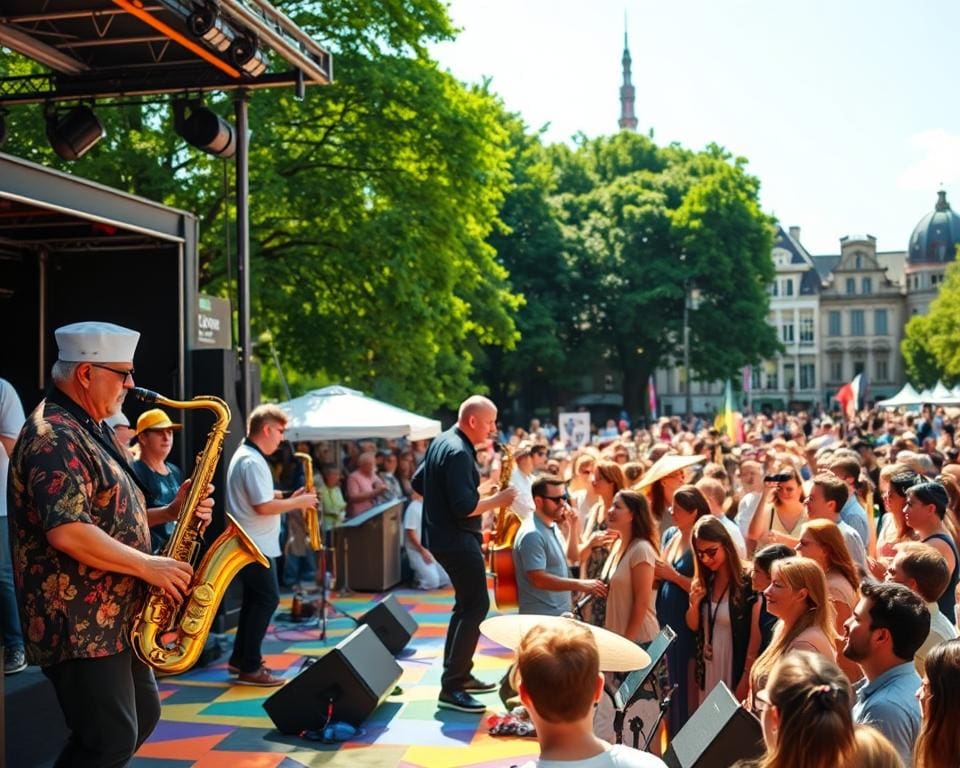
[748,557,837,711]
[739,651,857,768]
[795,520,861,682]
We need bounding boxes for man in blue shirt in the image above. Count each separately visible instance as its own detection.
[843,581,930,766]
[828,454,869,545]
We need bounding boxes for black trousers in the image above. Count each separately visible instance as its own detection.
[229,557,279,673]
[43,649,160,768]
[434,539,489,694]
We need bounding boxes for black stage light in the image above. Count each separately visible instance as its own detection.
[230,32,267,77]
[45,105,105,160]
[174,102,236,158]
[188,4,234,52]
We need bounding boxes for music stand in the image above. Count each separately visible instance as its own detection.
[606,625,677,749]
[313,511,356,642]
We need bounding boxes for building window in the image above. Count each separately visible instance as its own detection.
[770,280,778,297]
[828,311,841,336]
[784,278,794,297]
[752,367,763,391]
[800,315,814,345]
[831,359,843,382]
[846,277,856,295]
[782,323,795,343]
[875,357,889,382]
[850,310,865,336]
[800,363,816,390]
[853,360,865,377]
[875,309,888,336]
[784,363,796,390]
[767,370,778,390]
[862,276,872,294]
[855,253,862,269]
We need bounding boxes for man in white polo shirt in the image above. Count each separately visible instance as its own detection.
[226,403,318,686]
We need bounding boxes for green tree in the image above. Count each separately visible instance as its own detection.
[902,255,960,387]
[549,133,779,418]
[0,1,523,412]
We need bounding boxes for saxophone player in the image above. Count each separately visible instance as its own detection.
[225,404,318,686]
[411,395,518,713]
[8,321,215,767]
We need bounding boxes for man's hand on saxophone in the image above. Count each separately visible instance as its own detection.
[152,478,216,533]
[142,555,194,603]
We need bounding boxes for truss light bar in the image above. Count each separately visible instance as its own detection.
[111,0,242,79]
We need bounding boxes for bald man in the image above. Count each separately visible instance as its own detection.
[412,395,518,713]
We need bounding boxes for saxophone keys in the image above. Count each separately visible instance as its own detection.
[192,582,216,607]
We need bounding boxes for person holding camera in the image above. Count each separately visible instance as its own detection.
[747,465,808,556]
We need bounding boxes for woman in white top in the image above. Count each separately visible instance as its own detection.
[795,520,861,683]
[603,490,660,644]
[748,557,837,713]
[595,489,661,744]
[747,465,808,556]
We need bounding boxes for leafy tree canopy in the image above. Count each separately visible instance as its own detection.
[902,253,960,387]
[0,1,521,412]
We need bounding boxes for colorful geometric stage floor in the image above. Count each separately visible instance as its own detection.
[131,588,540,768]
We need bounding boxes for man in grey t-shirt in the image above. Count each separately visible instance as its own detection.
[513,475,606,616]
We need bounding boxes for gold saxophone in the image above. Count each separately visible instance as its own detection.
[129,387,269,675]
[294,451,322,551]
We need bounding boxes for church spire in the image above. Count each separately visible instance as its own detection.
[618,19,638,131]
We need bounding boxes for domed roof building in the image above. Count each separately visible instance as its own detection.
[906,190,960,316]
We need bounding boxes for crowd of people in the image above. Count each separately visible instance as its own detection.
[397,401,960,766]
[5,320,960,767]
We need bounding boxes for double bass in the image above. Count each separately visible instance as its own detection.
[488,443,521,611]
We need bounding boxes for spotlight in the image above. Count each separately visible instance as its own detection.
[229,33,267,77]
[188,4,234,52]
[45,105,105,160]
[174,101,236,158]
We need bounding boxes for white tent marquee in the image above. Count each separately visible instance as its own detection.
[279,385,443,442]
[876,383,922,408]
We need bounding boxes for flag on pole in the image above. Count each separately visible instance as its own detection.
[715,380,743,441]
[835,373,863,421]
[647,375,658,421]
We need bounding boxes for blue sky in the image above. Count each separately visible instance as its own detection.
[433,0,960,256]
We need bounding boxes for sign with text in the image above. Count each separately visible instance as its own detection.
[196,294,232,349]
[558,411,591,448]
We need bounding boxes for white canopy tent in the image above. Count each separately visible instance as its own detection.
[278,385,443,442]
[876,382,922,408]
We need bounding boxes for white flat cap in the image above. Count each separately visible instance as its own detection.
[55,321,140,362]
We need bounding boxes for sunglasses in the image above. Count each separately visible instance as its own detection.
[696,546,720,560]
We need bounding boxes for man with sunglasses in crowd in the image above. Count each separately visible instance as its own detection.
[498,475,607,708]
[515,475,607,617]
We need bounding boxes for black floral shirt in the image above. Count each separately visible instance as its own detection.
[8,390,150,667]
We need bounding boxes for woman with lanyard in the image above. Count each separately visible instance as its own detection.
[686,515,760,704]
[655,484,710,734]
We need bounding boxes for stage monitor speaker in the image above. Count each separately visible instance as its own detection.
[264,625,402,733]
[358,594,419,655]
[663,682,764,768]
